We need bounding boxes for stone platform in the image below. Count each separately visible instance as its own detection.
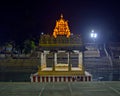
[30,71,92,82]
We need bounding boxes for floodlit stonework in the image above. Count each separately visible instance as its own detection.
[30,14,92,82]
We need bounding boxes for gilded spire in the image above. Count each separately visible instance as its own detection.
[53,14,71,38]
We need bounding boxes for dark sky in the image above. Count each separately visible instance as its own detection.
[0,0,120,44]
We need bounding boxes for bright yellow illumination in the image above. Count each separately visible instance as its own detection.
[53,14,71,38]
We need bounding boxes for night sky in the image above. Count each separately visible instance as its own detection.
[0,0,120,44]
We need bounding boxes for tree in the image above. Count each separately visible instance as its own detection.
[23,39,36,54]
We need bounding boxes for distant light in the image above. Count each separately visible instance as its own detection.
[91,33,94,38]
[90,30,97,38]
[94,33,97,38]
[91,29,94,33]
[41,32,44,35]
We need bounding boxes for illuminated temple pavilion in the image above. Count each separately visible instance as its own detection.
[30,14,92,82]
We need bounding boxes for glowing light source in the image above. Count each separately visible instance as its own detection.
[90,29,97,43]
[90,30,97,38]
[41,32,44,35]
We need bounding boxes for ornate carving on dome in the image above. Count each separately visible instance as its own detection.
[53,14,71,38]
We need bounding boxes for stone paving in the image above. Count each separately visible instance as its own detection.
[0,81,120,96]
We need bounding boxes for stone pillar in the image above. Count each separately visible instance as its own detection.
[67,52,71,71]
[78,51,84,72]
[53,52,57,71]
[78,52,82,65]
[54,52,57,65]
[40,52,44,70]
[41,52,44,65]
[43,53,46,65]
